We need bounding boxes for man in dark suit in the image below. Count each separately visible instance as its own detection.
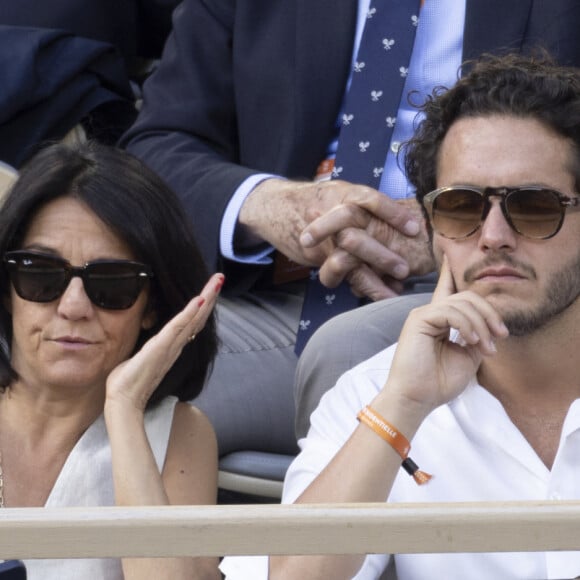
[121,0,580,460]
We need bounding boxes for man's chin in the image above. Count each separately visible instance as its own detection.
[467,283,525,305]
[476,291,535,334]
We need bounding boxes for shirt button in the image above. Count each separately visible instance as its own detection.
[390,141,401,153]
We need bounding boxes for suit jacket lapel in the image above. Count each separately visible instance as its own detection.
[289,0,357,177]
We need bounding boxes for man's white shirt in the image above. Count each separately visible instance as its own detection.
[221,342,580,579]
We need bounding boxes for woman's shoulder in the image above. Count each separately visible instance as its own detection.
[171,402,217,449]
[164,403,218,503]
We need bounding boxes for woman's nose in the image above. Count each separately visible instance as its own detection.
[56,277,93,318]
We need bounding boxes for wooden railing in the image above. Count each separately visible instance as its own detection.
[0,501,579,559]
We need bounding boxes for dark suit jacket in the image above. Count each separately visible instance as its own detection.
[1,0,180,71]
[0,0,181,167]
[121,0,580,275]
[0,26,134,168]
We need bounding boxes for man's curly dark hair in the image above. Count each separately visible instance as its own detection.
[404,52,580,221]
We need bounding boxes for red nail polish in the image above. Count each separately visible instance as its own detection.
[198,297,206,307]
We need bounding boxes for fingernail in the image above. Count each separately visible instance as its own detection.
[393,263,409,279]
[215,275,225,292]
[300,232,314,247]
[403,220,420,236]
[488,339,497,353]
[198,297,206,307]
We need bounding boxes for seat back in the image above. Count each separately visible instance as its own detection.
[0,560,26,579]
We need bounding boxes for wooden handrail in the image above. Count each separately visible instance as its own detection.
[0,501,579,559]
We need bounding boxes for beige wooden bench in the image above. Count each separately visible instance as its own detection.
[0,501,578,559]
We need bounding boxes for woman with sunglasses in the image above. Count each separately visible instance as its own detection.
[0,141,223,579]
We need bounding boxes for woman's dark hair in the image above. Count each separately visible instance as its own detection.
[404,52,580,217]
[0,141,218,406]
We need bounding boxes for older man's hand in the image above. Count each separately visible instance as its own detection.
[239,178,432,300]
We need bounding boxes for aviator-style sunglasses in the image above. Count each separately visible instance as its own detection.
[422,186,580,240]
[4,251,153,310]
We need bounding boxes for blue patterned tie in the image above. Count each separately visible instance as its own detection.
[295,0,421,354]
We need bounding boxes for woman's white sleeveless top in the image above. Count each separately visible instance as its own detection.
[24,396,178,580]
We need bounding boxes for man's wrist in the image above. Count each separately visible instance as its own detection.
[237,177,287,248]
[370,387,433,440]
[220,173,278,261]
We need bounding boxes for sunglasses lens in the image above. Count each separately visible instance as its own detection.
[506,189,563,239]
[5,253,150,310]
[431,189,484,239]
[84,262,148,309]
[8,254,67,302]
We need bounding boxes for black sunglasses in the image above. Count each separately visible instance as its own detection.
[422,186,580,240]
[4,251,153,310]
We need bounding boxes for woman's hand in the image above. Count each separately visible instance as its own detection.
[382,256,509,417]
[105,273,224,411]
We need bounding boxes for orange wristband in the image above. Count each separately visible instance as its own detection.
[357,405,432,485]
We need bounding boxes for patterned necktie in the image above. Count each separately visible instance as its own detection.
[295,0,421,355]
